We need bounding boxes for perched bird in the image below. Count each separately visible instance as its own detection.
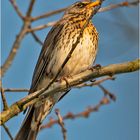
[15,1,101,140]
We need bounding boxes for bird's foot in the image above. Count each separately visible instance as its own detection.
[89,64,102,71]
[56,75,72,88]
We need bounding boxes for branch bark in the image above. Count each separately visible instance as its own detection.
[0,59,139,125]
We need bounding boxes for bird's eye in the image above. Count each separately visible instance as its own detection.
[76,3,85,8]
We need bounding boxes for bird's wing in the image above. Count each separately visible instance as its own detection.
[30,22,64,93]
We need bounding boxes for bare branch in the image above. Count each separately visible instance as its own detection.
[2,124,13,140]
[4,88,29,92]
[99,0,140,13]
[9,0,24,19]
[27,21,57,32]
[26,0,36,17]
[75,76,115,88]
[31,7,67,21]
[31,0,140,22]
[1,87,9,110]
[55,109,67,140]
[1,25,28,77]
[31,32,43,46]
[41,96,110,130]
[98,84,116,101]
[0,59,139,125]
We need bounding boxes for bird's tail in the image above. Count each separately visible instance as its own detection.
[14,107,35,140]
[14,92,68,140]
[14,97,54,140]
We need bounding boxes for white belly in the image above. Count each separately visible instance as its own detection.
[47,28,98,76]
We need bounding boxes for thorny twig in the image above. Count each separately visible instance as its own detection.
[55,109,67,140]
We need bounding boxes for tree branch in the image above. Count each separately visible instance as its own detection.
[41,96,110,130]
[75,76,115,88]
[27,21,57,32]
[99,0,140,13]
[31,32,44,46]
[55,109,67,140]
[9,0,24,19]
[26,0,36,17]
[31,7,67,21]
[31,0,139,22]
[2,124,13,140]
[1,25,28,77]
[1,87,9,110]
[0,59,139,125]
[4,88,29,92]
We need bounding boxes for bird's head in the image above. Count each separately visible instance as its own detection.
[63,1,101,19]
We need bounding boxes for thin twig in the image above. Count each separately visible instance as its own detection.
[1,87,9,110]
[41,96,110,130]
[1,25,28,77]
[31,7,67,21]
[26,0,36,17]
[1,0,36,77]
[2,124,13,140]
[4,88,29,92]
[27,21,57,32]
[31,32,43,46]
[99,0,140,13]
[75,76,115,88]
[55,109,67,140]
[9,0,24,19]
[98,84,116,101]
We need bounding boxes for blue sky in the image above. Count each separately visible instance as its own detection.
[1,0,139,140]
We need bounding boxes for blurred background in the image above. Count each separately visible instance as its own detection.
[1,0,139,140]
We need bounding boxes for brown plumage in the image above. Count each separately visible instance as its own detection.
[15,1,100,140]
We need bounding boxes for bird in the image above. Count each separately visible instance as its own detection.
[15,1,101,140]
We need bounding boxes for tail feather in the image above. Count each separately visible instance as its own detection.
[15,92,69,140]
[15,108,34,140]
[14,98,54,140]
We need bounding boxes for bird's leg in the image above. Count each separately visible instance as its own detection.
[56,75,72,88]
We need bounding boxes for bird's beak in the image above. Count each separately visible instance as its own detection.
[86,0,101,8]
